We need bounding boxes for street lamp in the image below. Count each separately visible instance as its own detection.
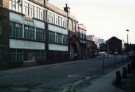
[126,29,130,52]
[126,29,129,45]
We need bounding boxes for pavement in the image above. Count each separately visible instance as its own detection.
[81,65,126,92]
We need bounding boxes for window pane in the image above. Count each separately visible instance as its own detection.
[36,28,45,41]
[49,31,55,43]
[24,25,35,40]
[10,22,23,39]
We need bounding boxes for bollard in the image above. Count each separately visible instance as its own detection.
[127,64,132,73]
[131,61,135,70]
[114,71,122,85]
[122,67,128,79]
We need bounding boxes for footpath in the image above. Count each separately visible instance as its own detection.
[81,65,126,92]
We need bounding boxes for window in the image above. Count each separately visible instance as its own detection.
[29,4,34,17]
[24,2,29,16]
[49,31,55,43]
[57,33,63,44]
[63,19,67,28]
[52,14,55,24]
[48,11,55,24]
[36,28,46,41]
[36,7,39,18]
[55,33,59,43]
[63,35,68,45]
[24,25,35,40]
[11,0,16,10]
[55,15,58,25]
[58,16,63,27]
[10,22,23,39]
[10,0,22,12]
[39,9,43,20]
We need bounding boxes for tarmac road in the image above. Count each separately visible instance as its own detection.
[0,54,128,92]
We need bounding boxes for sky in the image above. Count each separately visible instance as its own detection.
[49,0,135,43]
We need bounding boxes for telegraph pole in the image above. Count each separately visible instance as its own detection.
[44,0,48,63]
[64,4,70,59]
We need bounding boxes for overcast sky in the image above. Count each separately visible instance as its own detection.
[49,0,135,43]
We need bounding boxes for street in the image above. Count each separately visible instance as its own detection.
[0,54,128,92]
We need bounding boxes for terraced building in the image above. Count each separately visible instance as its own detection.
[0,0,82,65]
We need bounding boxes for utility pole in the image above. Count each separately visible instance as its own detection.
[44,0,48,63]
[64,4,70,59]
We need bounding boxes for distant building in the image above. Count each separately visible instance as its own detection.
[78,24,87,59]
[106,36,122,54]
[86,35,94,41]
[86,37,97,58]
[99,43,107,51]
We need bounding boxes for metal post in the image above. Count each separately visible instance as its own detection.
[126,29,129,51]
[102,53,105,74]
[44,0,48,63]
[126,29,130,61]
[64,4,70,59]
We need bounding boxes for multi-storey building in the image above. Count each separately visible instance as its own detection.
[68,17,80,60]
[0,0,48,65]
[86,35,97,58]
[46,3,69,62]
[78,24,87,59]
[0,0,88,65]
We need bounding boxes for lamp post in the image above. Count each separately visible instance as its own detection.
[126,29,130,52]
[126,29,129,45]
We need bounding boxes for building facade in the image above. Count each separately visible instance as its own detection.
[0,0,89,65]
[46,3,69,62]
[78,24,87,59]
[0,0,76,65]
[106,36,122,54]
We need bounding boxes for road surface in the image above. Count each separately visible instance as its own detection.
[0,54,128,92]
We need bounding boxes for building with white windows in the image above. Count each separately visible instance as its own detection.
[0,0,88,65]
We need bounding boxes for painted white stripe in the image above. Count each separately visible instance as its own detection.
[10,12,45,29]
[34,20,45,29]
[48,24,68,35]
[49,44,68,51]
[9,39,45,50]
[9,12,24,23]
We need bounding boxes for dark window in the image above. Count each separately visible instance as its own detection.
[24,25,35,40]
[49,31,68,45]
[36,28,46,41]
[63,35,68,45]
[10,22,23,39]
[49,31,55,43]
